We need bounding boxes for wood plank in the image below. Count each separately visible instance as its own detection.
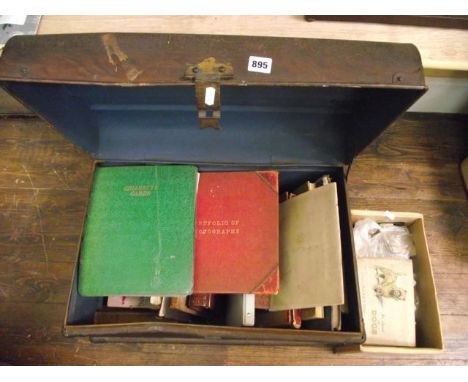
[0,190,89,235]
[0,117,67,140]
[430,254,468,274]
[433,274,468,316]
[2,343,466,366]
[351,115,468,166]
[0,261,74,304]
[349,164,466,202]
[36,16,468,71]
[306,16,468,30]
[0,233,80,264]
[0,304,466,364]
[0,164,92,191]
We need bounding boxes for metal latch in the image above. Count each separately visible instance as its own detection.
[184,57,234,129]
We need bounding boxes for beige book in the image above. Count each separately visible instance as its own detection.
[357,257,416,347]
[270,182,344,311]
[331,305,342,331]
[150,296,162,307]
[293,181,315,195]
[301,306,325,320]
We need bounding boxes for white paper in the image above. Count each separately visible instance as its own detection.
[248,56,272,74]
[357,257,416,347]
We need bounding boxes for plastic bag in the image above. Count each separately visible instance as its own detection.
[353,218,416,259]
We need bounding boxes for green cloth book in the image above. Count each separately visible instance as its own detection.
[78,165,198,296]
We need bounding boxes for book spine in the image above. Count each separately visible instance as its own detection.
[188,294,216,310]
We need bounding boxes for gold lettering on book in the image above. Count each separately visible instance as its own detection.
[197,219,240,235]
[123,184,158,197]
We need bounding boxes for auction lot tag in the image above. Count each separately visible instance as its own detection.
[248,56,272,74]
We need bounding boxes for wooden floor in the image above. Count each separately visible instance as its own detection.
[0,113,466,365]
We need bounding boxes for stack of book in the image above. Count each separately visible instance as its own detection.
[255,175,344,330]
[78,165,345,330]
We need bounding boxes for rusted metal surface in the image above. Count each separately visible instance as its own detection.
[0,33,425,87]
[183,57,234,128]
[183,56,234,81]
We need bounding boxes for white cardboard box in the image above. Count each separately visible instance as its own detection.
[337,210,444,355]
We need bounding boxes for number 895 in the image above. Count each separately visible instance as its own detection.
[252,60,268,69]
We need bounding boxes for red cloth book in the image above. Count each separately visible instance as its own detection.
[193,171,279,294]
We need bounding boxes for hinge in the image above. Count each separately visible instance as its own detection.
[183,57,234,129]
